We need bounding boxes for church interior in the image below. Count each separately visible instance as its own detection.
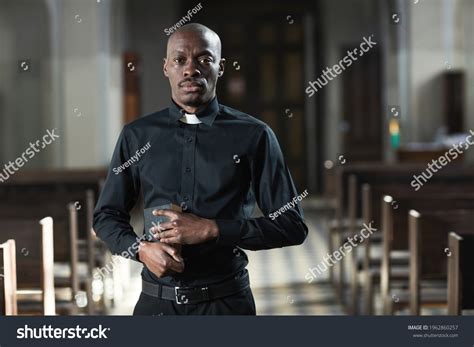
[0,0,474,316]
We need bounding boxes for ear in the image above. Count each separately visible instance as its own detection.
[163,58,169,78]
[218,58,226,77]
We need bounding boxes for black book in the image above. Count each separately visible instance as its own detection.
[143,203,182,242]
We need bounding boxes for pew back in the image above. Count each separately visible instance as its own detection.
[448,233,474,315]
[0,240,17,315]
[0,217,55,315]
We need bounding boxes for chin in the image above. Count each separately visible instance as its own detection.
[180,93,206,107]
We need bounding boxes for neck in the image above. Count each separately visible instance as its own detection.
[173,95,214,114]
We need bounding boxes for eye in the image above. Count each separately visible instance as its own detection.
[199,57,213,65]
[173,57,186,64]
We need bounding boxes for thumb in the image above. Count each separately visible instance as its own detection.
[161,244,184,263]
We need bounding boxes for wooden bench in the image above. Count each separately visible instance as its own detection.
[0,191,96,312]
[448,232,474,315]
[0,200,79,314]
[408,210,474,315]
[380,193,474,314]
[0,239,17,315]
[0,169,107,314]
[358,182,474,314]
[0,217,55,315]
[330,163,474,311]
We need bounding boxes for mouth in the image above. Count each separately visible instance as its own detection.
[179,80,205,93]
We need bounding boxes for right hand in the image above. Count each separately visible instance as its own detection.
[138,241,184,278]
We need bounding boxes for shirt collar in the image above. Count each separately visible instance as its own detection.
[169,97,220,126]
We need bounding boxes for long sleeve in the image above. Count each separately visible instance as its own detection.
[215,124,308,250]
[93,127,142,261]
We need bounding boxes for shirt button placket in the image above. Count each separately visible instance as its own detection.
[181,125,197,211]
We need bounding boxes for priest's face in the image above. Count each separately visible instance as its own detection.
[164,29,225,112]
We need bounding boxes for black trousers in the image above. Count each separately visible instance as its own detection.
[133,286,256,315]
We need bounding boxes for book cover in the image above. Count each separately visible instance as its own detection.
[143,203,182,243]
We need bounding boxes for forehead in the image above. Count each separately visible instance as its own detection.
[167,31,219,56]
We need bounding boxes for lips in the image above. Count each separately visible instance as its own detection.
[179,80,205,93]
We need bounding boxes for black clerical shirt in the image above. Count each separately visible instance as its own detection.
[93,97,308,287]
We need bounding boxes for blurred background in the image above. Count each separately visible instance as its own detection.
[0,0,474,316]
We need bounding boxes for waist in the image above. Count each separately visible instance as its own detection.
[141,269,250,304]
[142,248,248,286]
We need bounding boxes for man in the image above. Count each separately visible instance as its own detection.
[93,23,308,315]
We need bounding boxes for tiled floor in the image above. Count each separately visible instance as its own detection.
[109,200,344,315]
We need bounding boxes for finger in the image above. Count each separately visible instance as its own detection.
[150,224,163,232]
[160,237,180,245]
[159,229,177,240]
[171,264,185,273]
[157,221,176,231]
[153,209,180,220]
[160,243,183,263]
[153,231,169,241]
[169,259,185,273]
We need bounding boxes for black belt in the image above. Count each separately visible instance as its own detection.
[142,272,250,305]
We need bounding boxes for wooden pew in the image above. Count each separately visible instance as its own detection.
[331,163,474,312]
[408,210,474,315]
[381,193,474,315]
[0,217,55,315]
[0,239,17,315]
[360,183,474,314]
[356,182,425,315]
[341,168,474,314]
[0,200,79,314]
[0,169,107,314]
[448,232,474,315]
[1,191,95,312]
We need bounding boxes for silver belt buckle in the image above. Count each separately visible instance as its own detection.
[174,286,210,304]
[175,286,189,304]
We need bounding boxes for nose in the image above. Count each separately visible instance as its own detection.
[183,59,201,78]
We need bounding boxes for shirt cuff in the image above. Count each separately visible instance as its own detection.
[120,233,142,262]
[214,219,242,246]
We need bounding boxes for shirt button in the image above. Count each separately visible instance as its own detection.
[185,168,191,173]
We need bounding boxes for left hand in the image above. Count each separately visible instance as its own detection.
[152,209,219,245]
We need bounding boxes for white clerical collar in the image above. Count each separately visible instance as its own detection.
[179,113,202,124]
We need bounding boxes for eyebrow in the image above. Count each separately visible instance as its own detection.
[196,50,215,57]
[171,49,216,58]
